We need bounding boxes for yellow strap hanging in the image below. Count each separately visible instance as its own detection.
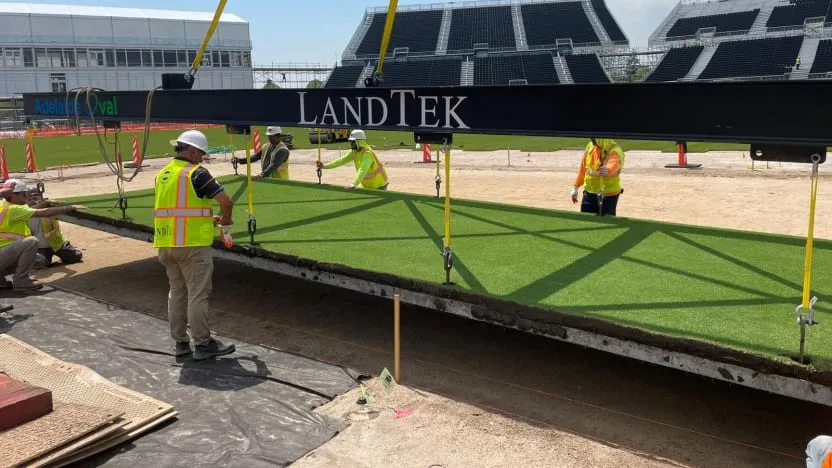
[444,145,451,249]
[245,133,254,217]
[801,164,820,308]
[191,0,227,77]
[375,0,399,76]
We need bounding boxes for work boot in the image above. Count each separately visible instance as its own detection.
[193,338,235,361]
[14,280,43,291]
[174,341,192,357]
[0,304,13,314]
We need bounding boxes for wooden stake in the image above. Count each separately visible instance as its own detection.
[394,293,400,383]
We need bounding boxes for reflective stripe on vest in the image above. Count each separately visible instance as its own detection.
[361,151,389,185]
[153,161,215,247]
[583,144,623,196]
[264,143,290,179]
[0,202,29,248]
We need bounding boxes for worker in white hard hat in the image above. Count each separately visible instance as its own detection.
[154,129,236,361]
[0,179,85,291]
[26,186,83,269]
[316,129,389,190]
[233,126,290,180]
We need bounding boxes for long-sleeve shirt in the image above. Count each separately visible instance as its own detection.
[241,142,289,177]
[324,149,376,186]
[573,142,623,196]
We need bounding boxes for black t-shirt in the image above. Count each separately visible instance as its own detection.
[174,158,224,199]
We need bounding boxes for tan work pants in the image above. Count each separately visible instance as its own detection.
[157,246,214,346]
[0,237,38,284]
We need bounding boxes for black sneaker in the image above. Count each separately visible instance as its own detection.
[193,339,235,361]
[174,341,192,357]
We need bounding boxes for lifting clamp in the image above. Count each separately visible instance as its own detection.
[795,297,818,365]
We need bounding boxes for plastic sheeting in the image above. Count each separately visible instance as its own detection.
[0,287,362,467]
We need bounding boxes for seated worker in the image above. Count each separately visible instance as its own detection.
[233,126,290,180]
[316,129,389,190]
[570,138,625,216]
[0,179,85,290]
[26,187,83,269]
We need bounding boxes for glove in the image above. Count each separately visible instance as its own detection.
[570,187,579,204]
[316,160,324,169]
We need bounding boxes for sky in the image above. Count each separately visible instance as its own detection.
[6,0,678,65]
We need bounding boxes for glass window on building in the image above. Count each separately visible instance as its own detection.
[63,49,76,68]
[76,49,88,67]
[220,51,229,68]
[126,50,141,67]
[105,49,115,67]
[201,52,211,67]
[116,49,127,67]
[35,48,47,67]
[153,50,163,67]
[230,51,243,68]
[187,50,196,65]
[242,51,251,68]
[4,49,23,67]
[23,48,34,67]
[46,48,63,67]
[163,50,177,67]
[177,50,188,67]
[212,51,220,67]
[89,49,105,67]
[141,50,152,67]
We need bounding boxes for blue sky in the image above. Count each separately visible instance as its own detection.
[8,0,676,65]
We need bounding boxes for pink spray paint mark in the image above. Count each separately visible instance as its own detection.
[394,408,414,420]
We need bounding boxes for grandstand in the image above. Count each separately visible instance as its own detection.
[324,0,832,88]
[327,0,627,88]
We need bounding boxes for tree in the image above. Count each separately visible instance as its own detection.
[263,79,280,89]
[306,79,323,89]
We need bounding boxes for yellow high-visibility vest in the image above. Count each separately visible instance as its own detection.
[153,159,215,248]
[355,149,389,189]
[41,218,66,251]
[0,201,31,249]
[582,141,624,196]
[260,142,290,180]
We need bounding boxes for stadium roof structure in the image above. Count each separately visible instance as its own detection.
[0,2,248,23]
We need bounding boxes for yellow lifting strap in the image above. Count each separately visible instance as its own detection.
[190,0,228,77]
[801,164,820,308]
[245,133,254,217]
[375,0,399,76]
[443,146,451,250]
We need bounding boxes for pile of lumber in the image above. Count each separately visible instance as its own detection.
[0,335,176,467]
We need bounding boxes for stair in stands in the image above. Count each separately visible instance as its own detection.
[461,60,474,86]
[684,44,718,80]
[511,4,528,51]
[749,2,775,36]
[553,55,574,84]
[435,7,452,55]
[791,36,821,79]
[582,0,610,43]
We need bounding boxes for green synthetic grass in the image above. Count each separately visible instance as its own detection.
[64,177,832,370]
[0,126,747,172]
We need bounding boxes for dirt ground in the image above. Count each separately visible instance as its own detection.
[14,147,832,467]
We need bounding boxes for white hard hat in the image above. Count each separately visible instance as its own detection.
[266,126,282,136]
[2,178,28,193]
[170,129,209,154]
[348,129,366,141]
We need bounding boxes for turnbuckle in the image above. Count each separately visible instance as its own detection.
[317,166,323,184]
[796,296,819,326]
[435,175,441,198]
[232,157,239,176]
[442,246,454,285]
[247,215,257,245]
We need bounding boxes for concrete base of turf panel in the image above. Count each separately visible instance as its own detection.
[57,213,832,408]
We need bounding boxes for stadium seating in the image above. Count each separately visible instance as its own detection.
[809,39,832,73]
[565,53,610,83]
[355,11,444,57]
[766,0,831,28]
[521,2,600,46]
[645,46,705,82]
[590,0,627,42]
[375,58,462,87]
[324,65,366,88]
[447,6,516,52]
[698,36,803,79]
[473,53,559,85]
[665,10,759,38]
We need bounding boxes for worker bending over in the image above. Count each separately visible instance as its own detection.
[0,179,85,291]
[233,126,290,180]
[26,187,83,269]
[570,138,625,216]
[155,130,236,361]
[316,129,389,190]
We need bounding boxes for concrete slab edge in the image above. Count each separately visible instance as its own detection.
[60,215,832,407]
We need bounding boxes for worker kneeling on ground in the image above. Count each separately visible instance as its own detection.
[570,138,625,216]
[0,179,85,291]
[155,130,236,361]
[234,126,290,180]
[316,129,389,190]
[26,187,83,269]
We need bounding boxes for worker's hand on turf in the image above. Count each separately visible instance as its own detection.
[570,187,579,204]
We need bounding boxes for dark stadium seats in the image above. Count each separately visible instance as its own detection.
[590,0,627,42]
[698,36,803,79]
[665,10,759,38]
[355,10,443,57]
[766,0,831,28]
[645,46,705,82]
[809,39,832,73]
[473,53,559,85]
[521,2,600,46]
[447,6,515,52]
[324,65,366,88]
[375,58,462,87]
[565,53,610,83]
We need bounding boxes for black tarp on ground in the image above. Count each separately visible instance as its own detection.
[0,286,362,467]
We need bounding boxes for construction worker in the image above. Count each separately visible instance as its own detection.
[233,126,290,180]
[807,435,832,468]
[570,138,625,216]
[155,130,236,361]
[0,179,85,291]
[26,187,83,269]
[316,129,389,190]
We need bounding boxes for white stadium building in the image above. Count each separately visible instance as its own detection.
[0,2,253,97]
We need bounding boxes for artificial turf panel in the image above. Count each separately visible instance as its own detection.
[63,176,832,370]
[0,126,748,172]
